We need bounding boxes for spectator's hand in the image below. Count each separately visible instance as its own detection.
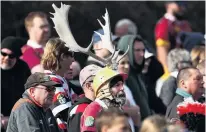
[123,99,131,107]
[1,115,9,130]
[122,104,141,127]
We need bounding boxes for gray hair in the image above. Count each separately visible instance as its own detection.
[115,19,137,35]
[167,48,191,72]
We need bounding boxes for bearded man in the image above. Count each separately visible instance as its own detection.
[1,36,31,131]
[80,67,128,132]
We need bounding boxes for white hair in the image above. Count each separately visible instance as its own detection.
[115,19,138,35]
[167,48,191,72]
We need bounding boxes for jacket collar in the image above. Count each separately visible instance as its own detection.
[176,88,192,98]
[164,13,176,22]
[95,98,108,109]
[170,71,178,78]
[27,40,43,49]
[22,91,43,108]
[73,95,92,105]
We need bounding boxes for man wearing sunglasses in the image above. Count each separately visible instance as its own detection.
[1,36,31,131]
[6,72,61,132]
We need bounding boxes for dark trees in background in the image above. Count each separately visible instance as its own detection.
[1,1,205,67]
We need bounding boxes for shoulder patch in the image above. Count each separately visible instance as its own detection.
[85,116,95,127]
[12,98,33,111]
[57,94,67,104]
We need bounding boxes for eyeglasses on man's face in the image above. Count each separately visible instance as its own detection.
[35,86,56,92]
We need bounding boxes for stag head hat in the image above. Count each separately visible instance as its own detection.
[50,3,129,70]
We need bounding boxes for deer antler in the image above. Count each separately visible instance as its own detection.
[116,45,130,63]
[50,3,79,52]
[94,9,114,53]
[50,3,109,63]
[110,45,130,70]
[94,9,130,69]
[94,8,121,67]
[50,3,121,66]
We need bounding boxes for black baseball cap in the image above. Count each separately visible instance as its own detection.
[24,72,61,89]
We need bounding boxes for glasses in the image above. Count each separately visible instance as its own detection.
[64,51,74,58]
[1,51,16,59]
[35,86,56,92]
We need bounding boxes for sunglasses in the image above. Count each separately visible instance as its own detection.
[1,51,16,59]
[35,86,56,92]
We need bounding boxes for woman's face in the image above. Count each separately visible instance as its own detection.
[117,55,130,74]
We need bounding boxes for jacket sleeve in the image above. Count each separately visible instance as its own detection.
[16,104,41,132]
[81,108,97,132]
[160,77,177,107]
[155,19,170,47]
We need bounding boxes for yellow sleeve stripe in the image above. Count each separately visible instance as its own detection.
[156,39,170,47]
[160,65,170,80]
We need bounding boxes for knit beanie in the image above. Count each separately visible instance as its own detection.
[1,36,26,57]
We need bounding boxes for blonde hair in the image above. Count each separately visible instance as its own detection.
[95,107,130,132]
[197,59,205,75]
[140,115,169,132]
[25,11,47,31]
[191,45,205,67]
[41,38,70,71]
[163,124,185,132]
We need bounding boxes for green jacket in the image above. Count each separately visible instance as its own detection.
[117,35,152,120]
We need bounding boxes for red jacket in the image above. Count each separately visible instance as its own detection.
[80,99,108,132]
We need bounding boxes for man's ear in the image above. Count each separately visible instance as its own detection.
[85,83,94,92]
[101,125,109,132]
[26,26,32,33]
[60,54,65,61]
[180,79,186,89]
[29,87,36,97]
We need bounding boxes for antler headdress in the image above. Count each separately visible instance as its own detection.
[50,3,129,70]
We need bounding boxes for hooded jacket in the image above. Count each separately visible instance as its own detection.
[117,35,151,120]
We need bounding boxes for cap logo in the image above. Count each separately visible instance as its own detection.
[43,76,51,82]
